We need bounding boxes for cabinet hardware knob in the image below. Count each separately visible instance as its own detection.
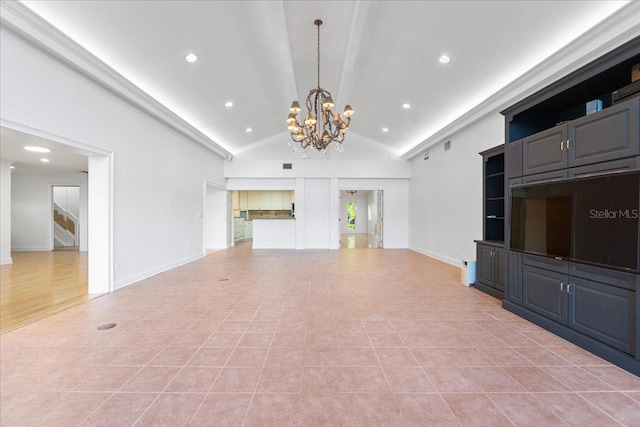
[560,282,565,292]
[568,283,573,294]
[566,139,571,150]
[560,140,565,151]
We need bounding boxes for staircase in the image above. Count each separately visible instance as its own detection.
[53,203,78,248]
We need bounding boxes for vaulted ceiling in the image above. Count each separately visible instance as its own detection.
[7,1,633,161]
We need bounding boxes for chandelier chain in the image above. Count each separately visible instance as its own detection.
[317,21,320,89]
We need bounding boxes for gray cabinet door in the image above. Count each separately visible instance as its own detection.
[522,125,567,176]
[568,97,639,168]
[568,277,636,356]
[523,265,567,324]
[508,251,522,305]
[568,157,638,179]
[495,248,506,291]
[476,244,495,288]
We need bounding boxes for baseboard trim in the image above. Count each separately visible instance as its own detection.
[11,247,50,251]
[409,246,462,267]
[114,253,203,290]
[0,257,13,265]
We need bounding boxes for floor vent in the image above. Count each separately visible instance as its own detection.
[97,323,117,330]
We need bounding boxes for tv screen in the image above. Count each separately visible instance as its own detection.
[510,171,640,273]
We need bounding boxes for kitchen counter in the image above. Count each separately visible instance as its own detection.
[252,219,295,249]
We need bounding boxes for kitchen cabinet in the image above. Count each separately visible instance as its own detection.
[248,192,261,210]
[239,191,248,210]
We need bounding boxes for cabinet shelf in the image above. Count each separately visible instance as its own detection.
[486,172,505,178]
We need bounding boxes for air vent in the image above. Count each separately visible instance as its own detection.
[283,163,292,170]
[444,141,451,151]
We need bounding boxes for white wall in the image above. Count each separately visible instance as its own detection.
[1,26,226,289]
[227,176,409,250]
[304,179,331,249]
[409,113,505,265]
[12,172,88,251]
[0,158,12,264]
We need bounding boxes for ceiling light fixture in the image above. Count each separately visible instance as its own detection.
[40,158,49,163]
[225,101,233,108]
[24,146,50,153]
[439,55,451,64]
[245,127,252,133]
[346,190,358,195]
[185,53,198,63]
[10,165,15,169]
[287,19,354,157]
[402,103,411,109]
[382,127,389,132]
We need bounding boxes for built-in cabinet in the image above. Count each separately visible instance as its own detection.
[473,145,506,299]
[522,255,636,356]
[521,98,639,176]
[475,243,505,295]
[501,37,640,375]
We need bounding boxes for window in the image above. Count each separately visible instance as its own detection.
[347,202,356,230]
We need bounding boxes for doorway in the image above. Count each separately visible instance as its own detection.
[52,185,80,250]
[204,182,228,254]
[339,190,383,249]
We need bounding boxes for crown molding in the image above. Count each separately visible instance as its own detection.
[0,0,233,160]
[402,1,640,160]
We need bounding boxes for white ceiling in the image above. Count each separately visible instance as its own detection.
[8,1,632,161]
[0,127,88,175]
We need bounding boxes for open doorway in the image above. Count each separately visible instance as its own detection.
[0,125,112,332]
[339,190,383,249]
[52,185,80,250]
[204,182,228,255]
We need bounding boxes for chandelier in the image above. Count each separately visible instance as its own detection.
[287,19,354,156]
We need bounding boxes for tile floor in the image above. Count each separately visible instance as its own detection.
[1,245,640,426]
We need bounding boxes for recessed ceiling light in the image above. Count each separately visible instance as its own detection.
[225,101,233,108]
[40,158,49,163]
[185,53,198,63]
[24,146,50,153]
[439,55,451,64]
[245,127,252,133]
[382,127,389,132]
[402,103,411,109]
[10,165,15,169]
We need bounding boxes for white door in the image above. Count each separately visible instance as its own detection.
[375,190,383,248]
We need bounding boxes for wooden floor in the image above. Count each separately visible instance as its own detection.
[0,251,88,334]
[340,233,378,249]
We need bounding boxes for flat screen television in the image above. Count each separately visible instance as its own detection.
[510,170,640,274]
